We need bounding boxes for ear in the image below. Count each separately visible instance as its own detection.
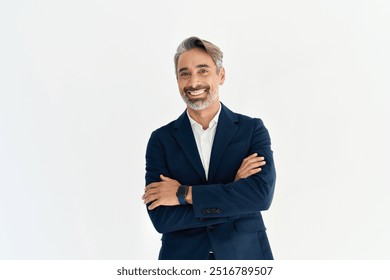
[218,67,226,85]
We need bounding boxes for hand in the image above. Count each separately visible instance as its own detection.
[235,153,266,181]
[142,175,181,210]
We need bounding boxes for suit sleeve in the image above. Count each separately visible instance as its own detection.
[145,131,228,233]
[191,118,276,218]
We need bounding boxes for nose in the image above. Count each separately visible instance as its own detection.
[188,74,200,89]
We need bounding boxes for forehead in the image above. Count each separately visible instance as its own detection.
[177,48,216,69]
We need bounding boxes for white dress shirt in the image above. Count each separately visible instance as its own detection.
[187,104,221,181]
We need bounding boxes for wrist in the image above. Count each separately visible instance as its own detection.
[176,185,189,205]
[185,186,193,204]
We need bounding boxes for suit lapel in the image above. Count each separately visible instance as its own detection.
[208,104,238,182]
[174,111,206,182]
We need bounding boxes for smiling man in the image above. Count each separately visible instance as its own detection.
[142,37,276,260]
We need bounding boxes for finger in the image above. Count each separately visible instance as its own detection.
[240,161,265,174]
[143,193,158,205]
[243,158,266,168]
[242,153,258,163]
[142,187,159,199]
[242,167,262,177]
[250,168,262,175]
[243,157,264,165]
[145,182,159,192]
[249,159,266,167]
[247,161,265,170]
[241,153,257,164]
[144,186,153,193]
[160,174,172,181]
[143,191,152,200]
[247,156,265,164]
[239,160,264,172]
[148,200,160,210]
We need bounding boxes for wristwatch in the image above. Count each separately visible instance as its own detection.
[176,185,189,205]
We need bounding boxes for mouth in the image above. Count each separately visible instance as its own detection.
[186,88,208,97]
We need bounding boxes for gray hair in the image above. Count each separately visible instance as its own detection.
[174,36,223,77]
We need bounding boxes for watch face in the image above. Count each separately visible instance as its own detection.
[177,185,188,197]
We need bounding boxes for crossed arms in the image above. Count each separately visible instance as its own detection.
[142,153,266,209]
[143,118,276,233]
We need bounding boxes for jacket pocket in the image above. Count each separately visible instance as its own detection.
[234,218,266,233]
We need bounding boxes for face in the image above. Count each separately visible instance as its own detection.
[177,48,225,111]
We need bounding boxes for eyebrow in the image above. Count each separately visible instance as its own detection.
[178,64,211,73]
[196,64,210,69]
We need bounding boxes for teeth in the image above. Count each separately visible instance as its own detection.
[188,89,206,96]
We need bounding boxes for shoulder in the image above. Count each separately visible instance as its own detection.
[149,111,186,138]
[221,103,265,126]
[149,120,176,142]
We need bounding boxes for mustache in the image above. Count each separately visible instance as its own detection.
[184,85,210,93]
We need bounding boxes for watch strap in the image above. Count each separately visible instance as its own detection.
[176,185,189,205]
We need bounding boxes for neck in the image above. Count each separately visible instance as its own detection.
[187,101,220,130]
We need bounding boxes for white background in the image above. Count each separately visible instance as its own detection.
[0,0,389,260]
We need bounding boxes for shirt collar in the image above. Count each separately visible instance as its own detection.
[187,103,221,130]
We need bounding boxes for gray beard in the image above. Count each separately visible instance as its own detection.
[181,91,219,111]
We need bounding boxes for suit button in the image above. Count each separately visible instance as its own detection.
[207,225,215,232]
[216,208,222,214]
[206,209,211,214]
[211,208,217,214]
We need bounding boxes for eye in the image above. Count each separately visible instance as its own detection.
[179,72,190,78]
[199,68,209,75]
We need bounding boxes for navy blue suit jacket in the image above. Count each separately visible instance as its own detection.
[145,103,276,259]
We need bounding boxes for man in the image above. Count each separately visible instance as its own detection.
[142,37,276,260]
